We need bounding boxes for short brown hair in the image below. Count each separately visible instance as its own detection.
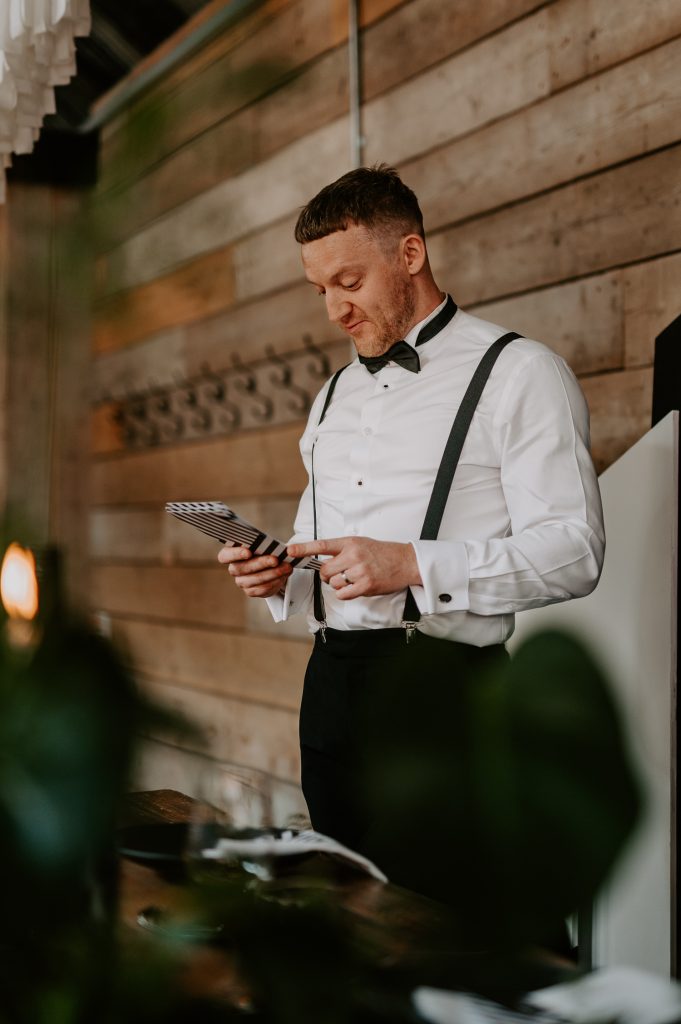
[294,164,424,244]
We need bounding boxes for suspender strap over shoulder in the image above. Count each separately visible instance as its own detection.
[401,331,521,629]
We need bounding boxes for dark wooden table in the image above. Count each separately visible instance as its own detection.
[118,789,467,1010]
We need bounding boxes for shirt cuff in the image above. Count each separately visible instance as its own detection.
[409,540,470,615]
[265,567,314,622]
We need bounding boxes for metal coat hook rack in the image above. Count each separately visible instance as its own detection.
[100,337,335,450]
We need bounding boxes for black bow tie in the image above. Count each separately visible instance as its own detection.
[358,295,458,376]
[359,339,420,375]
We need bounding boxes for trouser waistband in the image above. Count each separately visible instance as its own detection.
[313,625,505,658]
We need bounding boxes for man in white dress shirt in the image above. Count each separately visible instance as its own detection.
[218,166,605,869]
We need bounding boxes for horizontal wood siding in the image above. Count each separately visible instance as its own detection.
[86,0,680,790]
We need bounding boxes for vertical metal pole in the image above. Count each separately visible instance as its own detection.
[348,0,363,168]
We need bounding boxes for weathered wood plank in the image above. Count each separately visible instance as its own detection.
[622,250,681,368]
[89,560,312,641]
[98,35,681,300]
[135,145,680,314]
[361,0,545,103]
[94,0,681,253]
[93,49,346,253]
[90,286,344,387]
[95,0,286,132]
[0,203,7,513]
[406,36,681,238]
[88,498,301,562]
[90,423,306,505]
[183,285,350,374]
[99,0,352,194]
[364,7,551,168]
[96,11,548,294]
[133,737,308,818]
[94,0,549,252]
[4,185,56,542]
[471,271,624,376]
[140,677,301,782]
[111,616,309,711]
[90,563,247,629]
[427,145,681,308]
[91,326,187,397]
[548,0,681,92]
[232,215,301,305]
[582,367,653,473]
[94,246,235,352]
[47,191,92,607]
[98,0,540,201]
[100,119,346,296]
[91,402,125,455]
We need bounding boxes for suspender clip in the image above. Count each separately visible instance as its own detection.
[318,623,327,643]
[402,621,419,644]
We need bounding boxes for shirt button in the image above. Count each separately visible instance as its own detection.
[363,427,373,436]
[439,593,452,603]
[357,480,363,486]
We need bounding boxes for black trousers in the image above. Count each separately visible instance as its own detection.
[299,626,507,855]
[299,626,574,959]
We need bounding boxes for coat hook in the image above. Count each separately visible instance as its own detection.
[303,335,331,379]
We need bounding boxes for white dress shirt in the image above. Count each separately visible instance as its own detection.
[267,300,605,646]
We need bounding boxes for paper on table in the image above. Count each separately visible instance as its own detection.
[165,501,323,571]
[413,988,564,1024]
[202,828,388,883]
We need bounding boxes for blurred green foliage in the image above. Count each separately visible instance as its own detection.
[358,629,642,952]
[0,599,643,1021]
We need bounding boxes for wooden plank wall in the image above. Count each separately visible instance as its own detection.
[89,0,681,798]
[0,185,91,606]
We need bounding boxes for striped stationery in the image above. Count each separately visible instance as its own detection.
[165,501,323,571]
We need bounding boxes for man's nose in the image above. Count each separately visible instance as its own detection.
[325,291,351,324]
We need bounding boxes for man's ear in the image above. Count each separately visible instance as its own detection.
[401,233,427,276]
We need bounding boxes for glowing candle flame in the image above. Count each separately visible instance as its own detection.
[1,543,39,621]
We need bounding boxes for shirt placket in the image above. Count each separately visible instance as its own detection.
[340,370,392,627]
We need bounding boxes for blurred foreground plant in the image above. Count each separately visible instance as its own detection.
[0,552,201,1023]
[0,599,643,1021]
[357,629,643,956]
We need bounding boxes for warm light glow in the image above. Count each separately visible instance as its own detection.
[1,543,39,621]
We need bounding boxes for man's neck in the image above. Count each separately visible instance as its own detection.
[403,288,447,339]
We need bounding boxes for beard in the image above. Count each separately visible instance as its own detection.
[352,276,417,357]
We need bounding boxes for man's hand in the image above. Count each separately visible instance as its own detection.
[217,545,293,598]
[287,537,421,600]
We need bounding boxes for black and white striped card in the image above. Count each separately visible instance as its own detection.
[165,501,322,571]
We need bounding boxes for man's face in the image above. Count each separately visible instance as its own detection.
[301,222,417,357]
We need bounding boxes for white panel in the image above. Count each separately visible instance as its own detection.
[509,411,678,975]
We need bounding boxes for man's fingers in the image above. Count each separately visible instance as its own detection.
[218,545,252,564]
[287,538,345,558]
[228,554,284,576]
[235,565,291,588]
[242,582,283,598]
